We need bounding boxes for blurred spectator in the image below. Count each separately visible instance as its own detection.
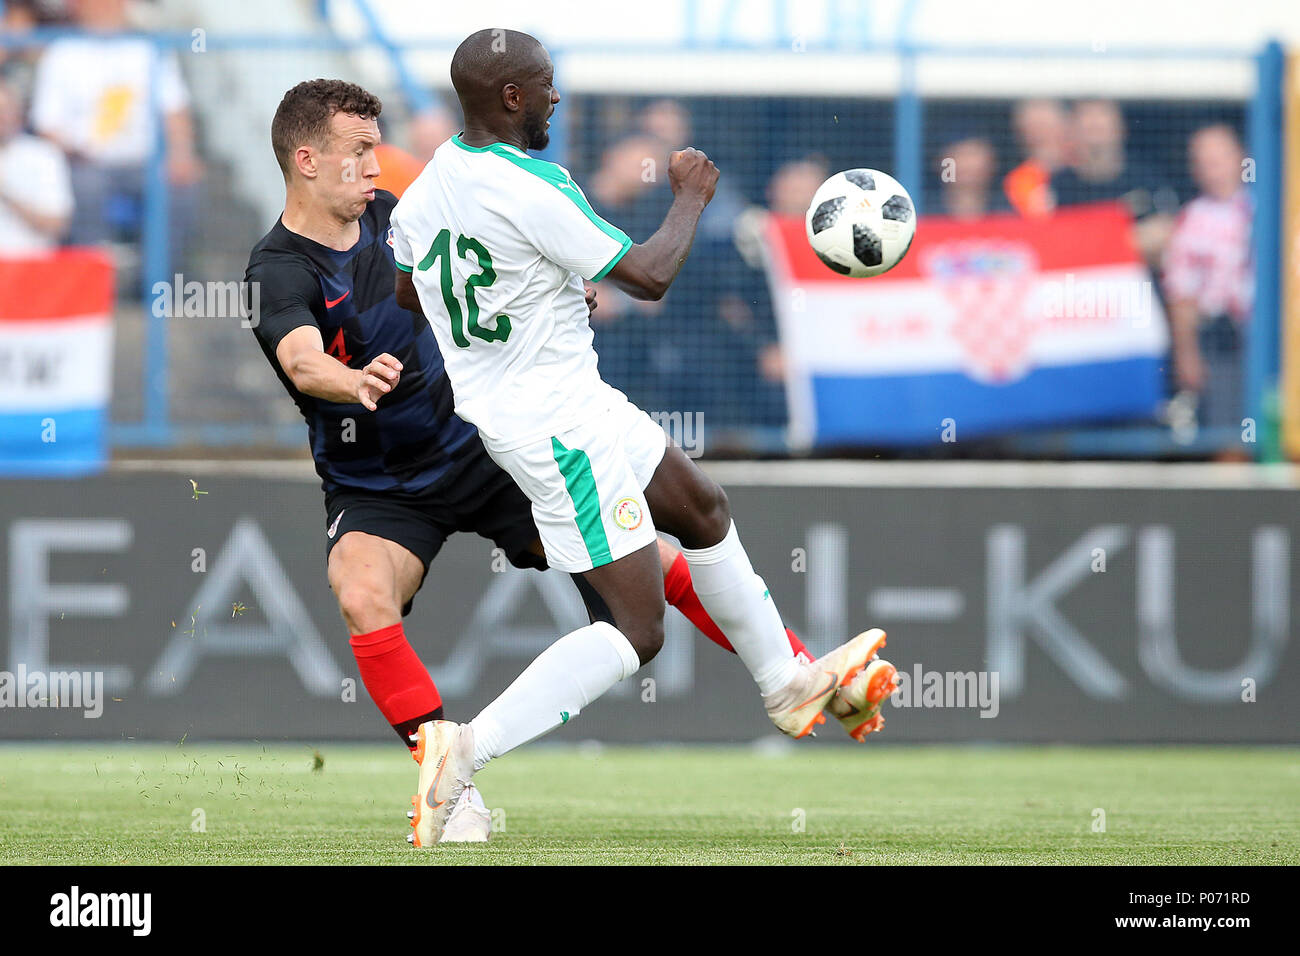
[0,79,72,253]
[587,117,785,427]
[1003,98,1069,217]
[29,0,202,249]
[734,155,829,273]
[675,230,788,427]
[0,0,64,106]
[639,99,691,154]
[1050,99,1177,265]
[373,106,454,197]
[587,133,671,402]
[371,140,424,198]
[639,101,785,425]
[1162,124,1253,433]
[589,133,670,243]
[733,155,833,395]
[407,105,456,163]
[936,135,1009,220]
[636,98,745,242]
[766,156,828,217]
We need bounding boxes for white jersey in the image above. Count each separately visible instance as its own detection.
[390,134,633,450]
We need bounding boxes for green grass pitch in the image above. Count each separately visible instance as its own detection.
[1,744,1296,865]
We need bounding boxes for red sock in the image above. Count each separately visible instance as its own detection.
[784,627,812,661]
[348,623,443,749]
[664,552,811,660]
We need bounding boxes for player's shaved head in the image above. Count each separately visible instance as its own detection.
[451,28,547,113]
[451,28,556,152]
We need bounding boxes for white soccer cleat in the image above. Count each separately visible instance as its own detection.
[408,720,476,848]
[827,629,899,742]
[441,783,492,843]
[764,628,888,738]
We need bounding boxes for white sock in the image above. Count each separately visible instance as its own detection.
[681,520,799,696]
[469,621,641,771]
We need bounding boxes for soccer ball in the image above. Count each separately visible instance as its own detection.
[805,169,916,277]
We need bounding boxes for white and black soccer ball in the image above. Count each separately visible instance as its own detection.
[804,169,916,278]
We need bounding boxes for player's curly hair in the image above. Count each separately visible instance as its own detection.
[271,79,383,178]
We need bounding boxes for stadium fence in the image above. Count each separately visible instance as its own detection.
[0,25,1283,460]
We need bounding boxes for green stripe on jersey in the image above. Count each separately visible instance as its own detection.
[452,134,630,248]
[395,260,413,273]
[551,436,612,568]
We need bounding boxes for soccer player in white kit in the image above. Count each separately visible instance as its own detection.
[391,28,896,846]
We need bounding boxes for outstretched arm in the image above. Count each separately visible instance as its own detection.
[605,148,719,302]
[276,325,402,411]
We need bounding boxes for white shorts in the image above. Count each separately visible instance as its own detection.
[483,398,669,573]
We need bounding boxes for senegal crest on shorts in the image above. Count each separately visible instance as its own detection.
[612,497,643,531]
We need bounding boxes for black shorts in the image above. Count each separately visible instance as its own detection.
[323,450,546,616]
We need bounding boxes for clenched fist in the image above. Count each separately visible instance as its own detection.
[668,147,720,205]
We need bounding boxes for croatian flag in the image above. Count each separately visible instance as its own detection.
[0,250,115,475]
[764,203,1169,447]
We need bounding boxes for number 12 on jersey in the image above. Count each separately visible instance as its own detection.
[416,228,512,347]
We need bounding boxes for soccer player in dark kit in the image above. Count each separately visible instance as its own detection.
[245,79,882,846]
